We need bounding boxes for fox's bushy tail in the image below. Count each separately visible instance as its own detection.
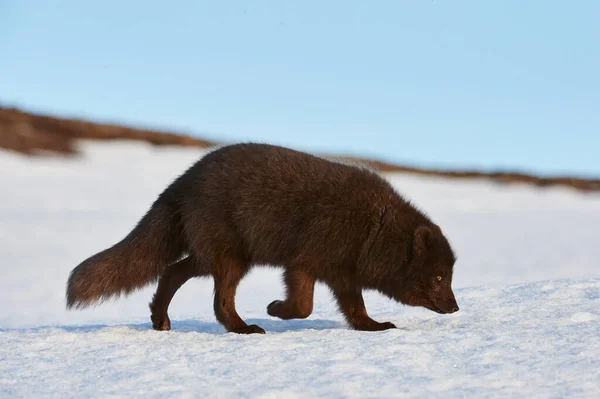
[66,197,185,309]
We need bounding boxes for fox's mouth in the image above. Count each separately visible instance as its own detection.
[425,303,445,314]
[425,301,459,314]
[400,294,459,314]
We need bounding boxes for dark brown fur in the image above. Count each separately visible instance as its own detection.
[66,143,459,333]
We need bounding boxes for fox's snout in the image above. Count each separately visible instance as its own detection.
[436,290,459,314]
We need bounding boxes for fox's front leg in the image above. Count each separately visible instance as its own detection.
[334,287,396,331]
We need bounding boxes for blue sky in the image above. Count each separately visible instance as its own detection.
[2,1,599,176]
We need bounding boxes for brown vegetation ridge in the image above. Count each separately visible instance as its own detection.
[1,105,599,193]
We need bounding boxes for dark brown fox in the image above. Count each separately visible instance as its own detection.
[66,143,459,334]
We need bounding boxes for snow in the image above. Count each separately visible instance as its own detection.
[1,141,599,398]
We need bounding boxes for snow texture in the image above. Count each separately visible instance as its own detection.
[1,142,599,398]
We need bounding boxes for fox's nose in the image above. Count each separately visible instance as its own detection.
[451,305,459,313]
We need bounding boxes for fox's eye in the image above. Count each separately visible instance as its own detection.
[436,275,442,282]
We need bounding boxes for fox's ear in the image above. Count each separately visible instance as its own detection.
[413,225,433,257]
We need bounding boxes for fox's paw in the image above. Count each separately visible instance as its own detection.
[355,321,396,332]
[373,321,397,331]
[266,300,283,317]
[151,313,171,331]
[232,324,266,334]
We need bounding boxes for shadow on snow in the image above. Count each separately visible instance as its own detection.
[1,318,345,335]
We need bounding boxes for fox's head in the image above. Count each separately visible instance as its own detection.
[397,224,459,314]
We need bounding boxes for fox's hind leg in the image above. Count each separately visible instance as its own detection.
[212,255,265,334]
[267,269,315,320]
[149,256,207,331]
[333,287,396,331]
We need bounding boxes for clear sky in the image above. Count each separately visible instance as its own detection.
[2,1,599,176]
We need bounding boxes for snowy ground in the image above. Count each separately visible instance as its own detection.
[1,141,599,398]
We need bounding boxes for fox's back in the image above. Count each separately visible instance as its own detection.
[175,143,398,266]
